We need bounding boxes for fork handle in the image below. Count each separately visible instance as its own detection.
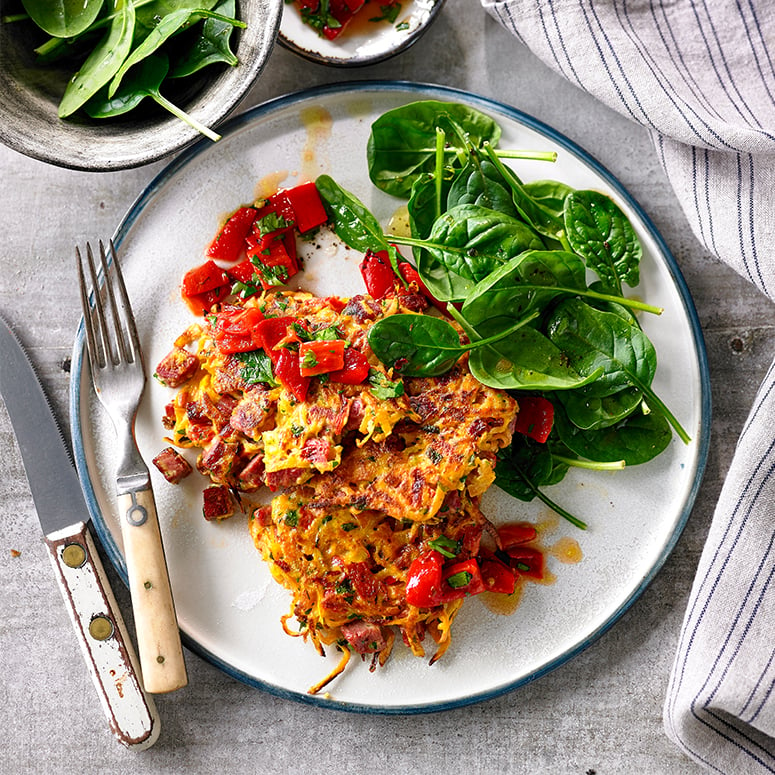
[118,486,188,694]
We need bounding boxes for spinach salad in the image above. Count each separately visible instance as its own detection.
[315,100,690,530]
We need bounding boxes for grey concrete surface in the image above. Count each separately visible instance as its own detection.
[2,2,773,773]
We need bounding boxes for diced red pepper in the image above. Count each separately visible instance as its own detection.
[479,556,516,594]
[280,180,328,233]
[212,307,265,354]
[226,258,258,285]
[328,347,370,384]
[181,260,232,315]
[206,206,257,263]
[359,249,445,312]
[274,347,310,402]
[261,190,296,225]
[498,522,538,549]
[513,395,555,443]
[405,551,444,608]
[440,558,486,600]
[504,546,546,581]
[247,230,299,289]
[405,554,490,607]
[299,339,346,377]
[321,296,347,313]
[360,249,396,299]
[182,260,230,297]
[185,285,231,316]
[251,316,299,361]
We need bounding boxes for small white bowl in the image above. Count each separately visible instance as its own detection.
[279,0,446,67]
[0,0,283,171]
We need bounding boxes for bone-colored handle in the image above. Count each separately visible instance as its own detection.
[117,487,187,694]
[45,522,160,748]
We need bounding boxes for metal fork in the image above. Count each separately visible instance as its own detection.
[77,240,187,694]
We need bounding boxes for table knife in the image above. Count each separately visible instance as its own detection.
[0,315,160,749]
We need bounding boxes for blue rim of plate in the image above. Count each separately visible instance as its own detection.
[70,80,712,715]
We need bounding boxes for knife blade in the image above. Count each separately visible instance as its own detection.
[0,315,160,750]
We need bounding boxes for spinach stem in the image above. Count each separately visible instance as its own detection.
[581,288,662,314]
[494,149,558,163]
[151,92,221,142]
[638,385,692,444]
[456,309,541,350]
[434,128,445,221]
[400,146,557,164]
[554,455,626,471]
[505,467,588,529]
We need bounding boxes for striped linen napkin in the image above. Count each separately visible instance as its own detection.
[482,1,775,772]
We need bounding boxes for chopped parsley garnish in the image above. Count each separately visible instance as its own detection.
[428,535,460,559]
[301,349,319,369]
[284,510,299,527]
[251,257,289,286]
[236,349,279,387]
[369,2,401,23]
[254,211,292,235]
[367,368,404,400]
[446,571,473,589]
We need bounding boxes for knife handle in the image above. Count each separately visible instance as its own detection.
[118,486,188,694]
[44,522,160,749]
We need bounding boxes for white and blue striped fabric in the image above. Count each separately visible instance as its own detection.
[482,1,775,772]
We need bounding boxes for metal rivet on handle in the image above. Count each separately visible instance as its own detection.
[89,615,114,641]
[62,543,86,568]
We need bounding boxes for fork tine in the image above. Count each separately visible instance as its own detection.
[105,239,141,366]
[76,246,99,374]
[95,240,130,366]
[84,241,115,368]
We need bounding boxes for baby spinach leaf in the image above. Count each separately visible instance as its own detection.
[467,327,602,391]
[546,298,656,398]
[407,173,450,240]
[446,156,518,217]
[554,403,672,465]
[556,385,643,430]
[522,179,575,219]
[367,310,538,378]
[416,204,545,302]
[22,0,103,38]
[316,174,391,256]
[547,299,690,443]
[564,190,641,296]
[367,314,465,377]
[170,0,239,77]
[367,100,502,198]
[58,0,135,118]
[483,143,566,243]
[109,7,208,97]
[134,0,218,31]
[461,249,587,330]
[84,53,221,141]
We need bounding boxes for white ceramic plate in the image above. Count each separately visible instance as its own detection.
[71,81,710,714]
[278,0,445,66]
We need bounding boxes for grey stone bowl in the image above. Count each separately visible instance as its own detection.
[0,0,282,171]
